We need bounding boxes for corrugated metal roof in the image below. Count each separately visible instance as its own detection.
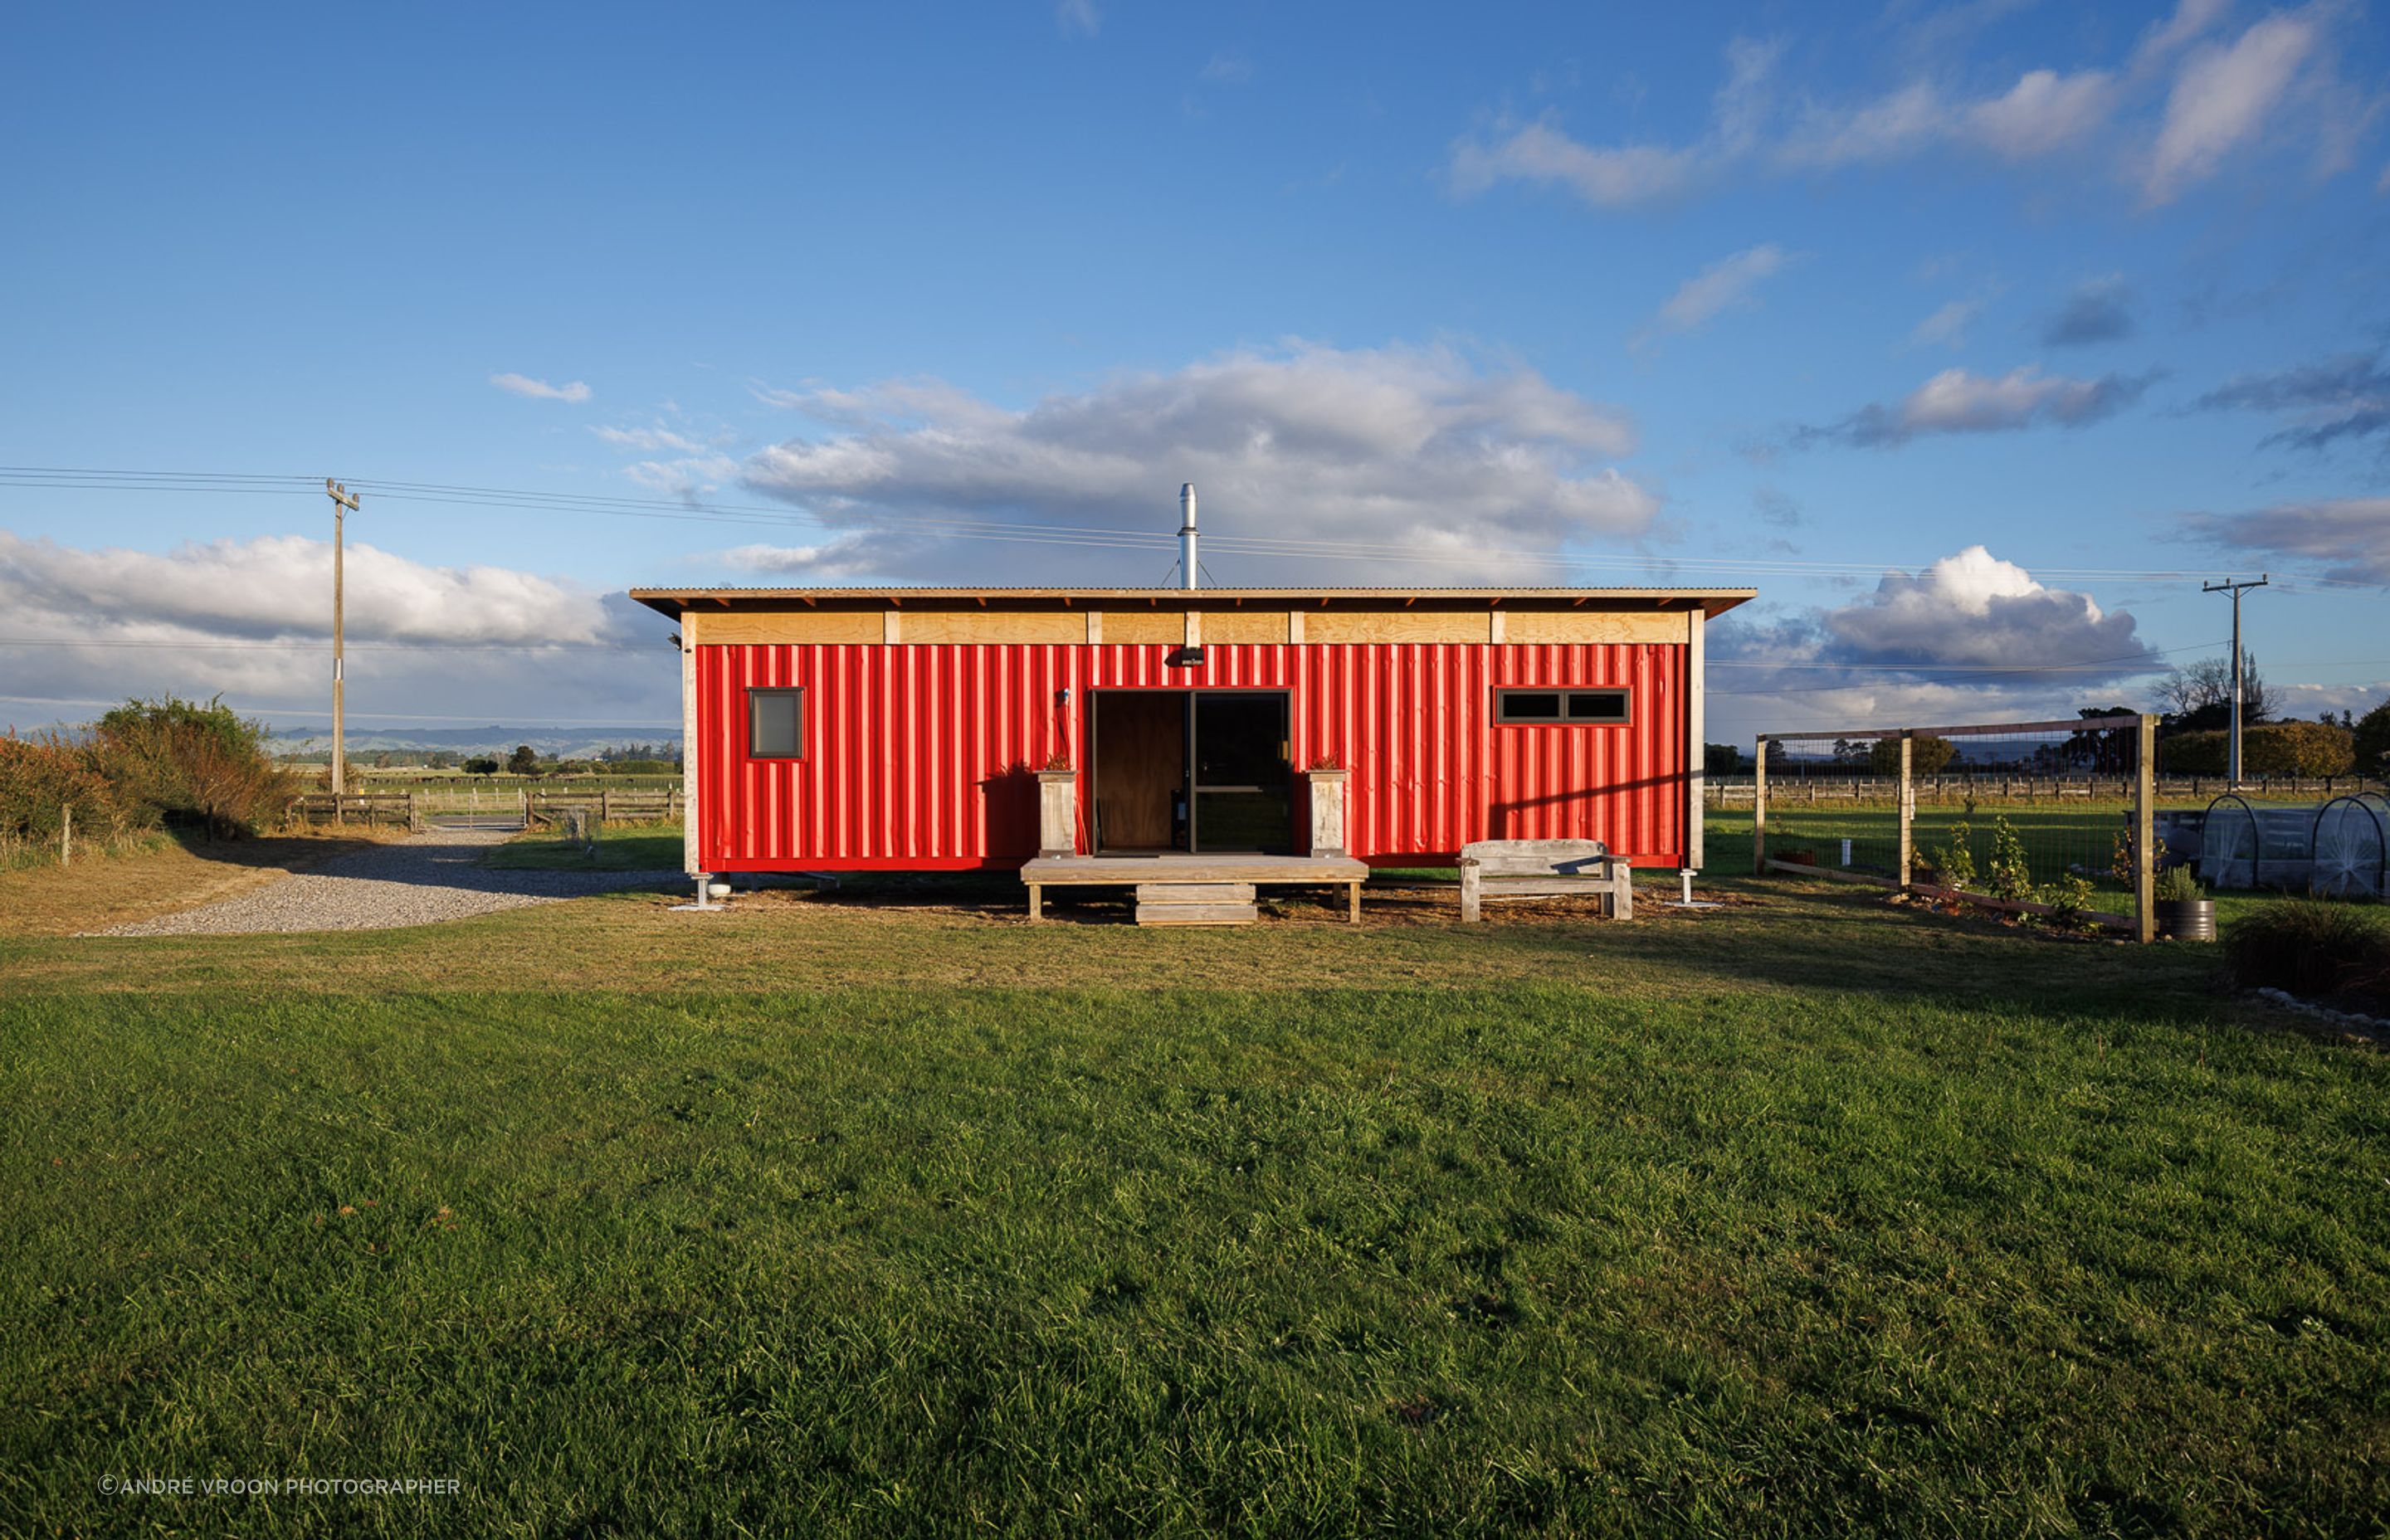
[634,584,1752,595]
[632,583,1758,617]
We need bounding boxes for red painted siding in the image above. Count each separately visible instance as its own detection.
[696,643,1689,870]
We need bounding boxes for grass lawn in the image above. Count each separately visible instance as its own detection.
[2,815,2385,1535]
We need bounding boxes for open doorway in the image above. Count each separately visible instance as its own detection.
[1090,690,1292,854]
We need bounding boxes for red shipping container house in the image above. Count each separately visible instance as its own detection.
[630,585,1754,881]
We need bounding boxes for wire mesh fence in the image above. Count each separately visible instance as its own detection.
[1754,715,2157,936]
[1751,714,2390,936]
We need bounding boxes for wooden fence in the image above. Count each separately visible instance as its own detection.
[1706,773,2376,807]
[286,787,684,828]
[522,788,684,827]
[289,792,421,829]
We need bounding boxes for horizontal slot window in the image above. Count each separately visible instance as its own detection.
[748,687,805,759]
[1495,687,1631,725]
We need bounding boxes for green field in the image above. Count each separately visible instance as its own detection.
[2,815,2385,1535]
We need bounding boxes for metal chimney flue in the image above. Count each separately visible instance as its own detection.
[1178,483,1198,590]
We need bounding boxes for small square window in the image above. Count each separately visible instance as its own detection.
[749,688,804,759]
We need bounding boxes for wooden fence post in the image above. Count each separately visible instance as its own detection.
[61,803,71,867]
[1897,731,1914,893]
[1752,738,1769,875]
[2135,714,2157,944]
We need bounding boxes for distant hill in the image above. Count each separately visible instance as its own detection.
[265,724,682,761]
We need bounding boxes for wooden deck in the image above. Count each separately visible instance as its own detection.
[1020,853,1369,924]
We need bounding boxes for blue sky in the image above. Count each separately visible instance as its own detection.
[2,0,2385,743]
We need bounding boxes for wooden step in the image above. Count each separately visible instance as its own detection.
[1134,880,1260,925]
[1134,901,1258,926]
[1135,882,1256,904]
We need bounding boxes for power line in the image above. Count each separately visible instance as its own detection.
[4,464,2381,592]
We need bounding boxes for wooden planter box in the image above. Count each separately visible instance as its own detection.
[1036,770,1077,858]
[1305,768,1349,857]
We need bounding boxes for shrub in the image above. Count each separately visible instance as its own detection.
[0,734,152,862]
[2040,873,2097,929]
[92,695,295,839]
[2251,719,2356,777]
[2223,901,2390,1012]
[2161,730,2227,776]
[1984,816,2033,902]
[2163,722,2356,777]
[1927,821,1977,889]
[2155,865,2205,903]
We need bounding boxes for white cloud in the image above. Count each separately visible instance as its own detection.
[1447,120,1701,209]
[623,454,741,499]
[1964,68,2117,158]
[737,341,1656,582]
[721,534,894,580]
[490,373,593,404]
[2184,498,2390,583]
[0,531,605,645]
[1451,5,2368,216]
[1056,0,1099,36]
[1199,53,1253,85]
[0,531,675,733]
[1703,550,2166,743]
[591,425,715,454]
[2271,680,2390,721]
[1778,81,1948,168]
[2135,0,2235,67]
[1642,244,1793,341]
[1806,365,2154,447]
[2145,11,2321,202]
[1827,546,2158,670]
[1908,297,1985,349]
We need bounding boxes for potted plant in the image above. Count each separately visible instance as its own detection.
[2153,864,2214,942]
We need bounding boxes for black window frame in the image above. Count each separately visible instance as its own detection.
[747,686,806,760]
[1493,686,1633,726]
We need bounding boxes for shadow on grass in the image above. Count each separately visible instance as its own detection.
[743,861,2231,1027]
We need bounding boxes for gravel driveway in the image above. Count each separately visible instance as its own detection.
[102,825,683,937]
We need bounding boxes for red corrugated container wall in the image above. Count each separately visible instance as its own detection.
[697,642,1688,870]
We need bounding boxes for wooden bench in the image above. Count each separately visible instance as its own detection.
[1457,839,1633,922]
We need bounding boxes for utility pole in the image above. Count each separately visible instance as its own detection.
[2202,574,2267,786]
[325,479,359,795]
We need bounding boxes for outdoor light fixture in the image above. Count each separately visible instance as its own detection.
[1168,646,1206,668]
